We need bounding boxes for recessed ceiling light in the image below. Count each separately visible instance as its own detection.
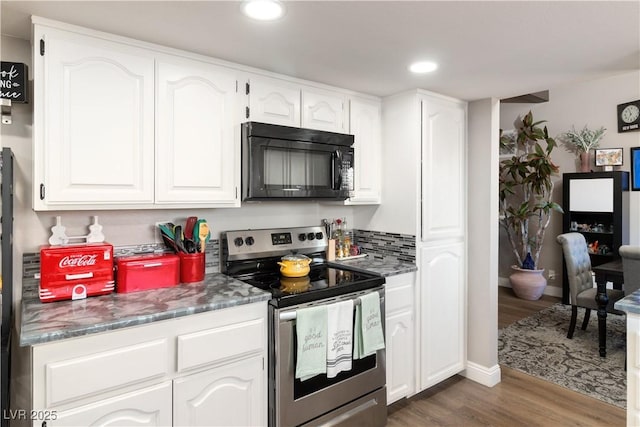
[409,61,438,74]
[241,0,285,21]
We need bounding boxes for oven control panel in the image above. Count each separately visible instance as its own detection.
[224,226,328,260]
[271,232,292,246]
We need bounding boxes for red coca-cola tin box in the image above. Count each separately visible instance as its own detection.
[39,243,115,303]
[115,254,180,293]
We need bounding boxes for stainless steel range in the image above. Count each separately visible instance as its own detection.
[221,226,387,427]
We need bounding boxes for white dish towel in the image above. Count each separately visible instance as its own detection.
[326,300,354,378]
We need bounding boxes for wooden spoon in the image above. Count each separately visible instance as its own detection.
[198,221,210,253]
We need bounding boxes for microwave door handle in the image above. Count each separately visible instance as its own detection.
[332,150,342,190]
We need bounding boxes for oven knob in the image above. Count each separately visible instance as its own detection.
[245,236,255,246]
[307,232,315,240]
[234,237,244,247]
[298,233,306,241]
[315,232,324,240]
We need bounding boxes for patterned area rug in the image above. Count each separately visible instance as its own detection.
[498,303,626,408]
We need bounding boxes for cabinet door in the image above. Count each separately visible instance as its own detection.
[173,356,265,427]
[248,76,300,127]
[49,382,172,427]
[385,273,416,403]
[421,97,466,241]
[156,56,238,205]
[34,27,155,208]
[346,98,381,204]
[419,243,465,390]
[301,88,347,132]
[386,309,414,404]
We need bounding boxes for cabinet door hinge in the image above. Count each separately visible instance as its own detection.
[245,106,250,119]
[39,183,45,200]
[245,82,250,95]
[40,39,45,56]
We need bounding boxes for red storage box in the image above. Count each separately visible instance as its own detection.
[40,243,115,303]
[115,254,180,293]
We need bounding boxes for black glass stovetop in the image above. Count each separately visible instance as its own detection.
[233,264,384,308]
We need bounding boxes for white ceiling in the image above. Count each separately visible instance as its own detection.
[1,1,639,101]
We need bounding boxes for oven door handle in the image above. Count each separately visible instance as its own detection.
[278,290,384,321]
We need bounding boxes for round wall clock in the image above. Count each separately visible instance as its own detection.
[617,100,640,132]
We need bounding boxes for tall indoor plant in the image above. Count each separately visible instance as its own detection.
[499,111,563,299]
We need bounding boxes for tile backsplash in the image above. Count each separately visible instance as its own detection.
[353,229,415,263]
[22,231,414,280]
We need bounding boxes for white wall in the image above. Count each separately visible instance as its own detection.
[499,70,640,291]
[465,98,501,386]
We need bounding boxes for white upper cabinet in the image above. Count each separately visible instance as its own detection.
[246,76,301,127]
[155,55,238,205]
[246,75,348,132]
[346,97,381,204]
[33,20,240,210]
[421,97,466,241]
[32,17,381,210]
[33,26,155,209]
[301,89,347,133]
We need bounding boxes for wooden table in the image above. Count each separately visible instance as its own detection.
[592,259,624,357]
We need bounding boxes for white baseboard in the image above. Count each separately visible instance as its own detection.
[462,362,501,387]
[499,276,562,298]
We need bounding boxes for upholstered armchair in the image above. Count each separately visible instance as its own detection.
[556,232,625,338]
[619,245,640,296]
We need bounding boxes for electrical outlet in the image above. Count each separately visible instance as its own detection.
[548,269,556,280]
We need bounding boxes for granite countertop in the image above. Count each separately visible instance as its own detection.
[614,289,640,315]
[20,253,415,347]
[20,273,271,346]
[328,255,417,277]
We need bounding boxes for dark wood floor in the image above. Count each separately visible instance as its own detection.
[387,286,626,426]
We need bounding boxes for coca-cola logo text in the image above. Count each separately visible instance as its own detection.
[59,254,98,268]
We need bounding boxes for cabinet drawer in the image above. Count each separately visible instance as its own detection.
[177,318,264,373]
[386,283,413,313]
[45,339,169,407]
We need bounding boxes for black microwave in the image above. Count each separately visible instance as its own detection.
[241,122,354,201]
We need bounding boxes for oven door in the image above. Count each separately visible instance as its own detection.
[242,129,353,201]
[272,287,386,427]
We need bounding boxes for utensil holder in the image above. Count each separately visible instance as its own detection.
[179,252,205,283]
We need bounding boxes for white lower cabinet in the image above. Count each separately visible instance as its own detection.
[174,356,264,427]
[51,382,172,427]
[30,302,267,427]
[624,312,640,426]
[384,272,416,404]
[419,242,466,390]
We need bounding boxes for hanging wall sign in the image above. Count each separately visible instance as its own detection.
[0,62,28,103]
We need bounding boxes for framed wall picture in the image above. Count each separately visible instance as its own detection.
[499,129,517,158]
[595,148,623,169]
[631,147,640,191]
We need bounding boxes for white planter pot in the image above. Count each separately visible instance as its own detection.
[509,265,547,300]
